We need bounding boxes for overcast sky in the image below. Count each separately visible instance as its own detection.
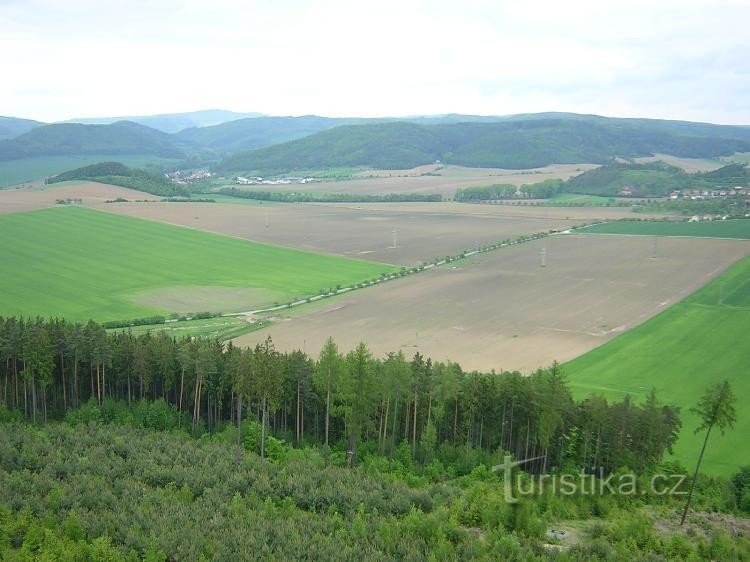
[2,0,749,124]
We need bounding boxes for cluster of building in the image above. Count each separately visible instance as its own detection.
[668,187,746,200]
[165,170,213,184]
[235,176,319,185]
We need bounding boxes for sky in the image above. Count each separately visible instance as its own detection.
[1,0,749,124]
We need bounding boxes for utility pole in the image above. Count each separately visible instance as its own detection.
[540,246,547,267]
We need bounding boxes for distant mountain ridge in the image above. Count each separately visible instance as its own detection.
[0,121,187,162]
[2,111,750,183]
[0,116,44,140]
[62,109,264,134]
[216,118,750,174]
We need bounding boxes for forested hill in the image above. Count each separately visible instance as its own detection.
[0,116,44,140]
[0,121,187,161]
[47,161,189,197]
[215,118,750,174]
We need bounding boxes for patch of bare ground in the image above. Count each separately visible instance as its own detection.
[0,181,158,215]
[93,200,660,267]
[652,508,750,540]
[130,286,285,314]
[634,154,725,173]
[232,235,750,372]
[241,164,599,198]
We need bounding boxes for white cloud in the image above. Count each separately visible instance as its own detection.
[1,0,748,123]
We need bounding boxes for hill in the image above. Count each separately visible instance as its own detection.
[0,121,187,162]
[47,161,189,197]
[216,118,750,174]
[174,115,366,154]
[566,162,750,197]
[64,109,264,133]
[0,116,44,140]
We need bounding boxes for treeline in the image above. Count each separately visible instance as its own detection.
[0,316,681,475]
[455,179,564,201]
[216,187,442,203]
[567,162,750,198]
[47,161,189,197]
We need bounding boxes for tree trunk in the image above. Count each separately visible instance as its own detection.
[681,424,713,525]
[412,391,418,456]
[324,385,330,448]
[261,397,268,459]
[60,352,67,411]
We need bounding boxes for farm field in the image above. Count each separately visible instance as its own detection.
[0,181,158,215]
[0,206,394,322]
[95,199,656,266]
[634,153,724,172]
[233,234,750,373]
[0,154,180,187]
[227,163,598,198]
[580,219,750,239]
[564,255,750,475]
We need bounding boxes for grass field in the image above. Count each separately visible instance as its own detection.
[564,255,750,475]
[580,219,750,239]
[0,206,395,322]
[0,154,180,187]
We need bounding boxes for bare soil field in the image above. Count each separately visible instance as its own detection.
[633,153,724,173]
[0,181,157,215]
[96,201,654,266]
[232,235,750,372]
[238,164,598,198]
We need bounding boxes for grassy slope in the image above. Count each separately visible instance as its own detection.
[0,207,395,322]
[581,219,750,239]
[564,255,750,475]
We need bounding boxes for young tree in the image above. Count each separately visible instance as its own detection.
[681,380,737,525]
[344,342,376,467]
[313,337,344,448]
[251,337,283,459]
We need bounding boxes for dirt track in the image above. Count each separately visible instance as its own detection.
[232,235,750,372]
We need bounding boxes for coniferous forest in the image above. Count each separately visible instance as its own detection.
[1,316,749,560]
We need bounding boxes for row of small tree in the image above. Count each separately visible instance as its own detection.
[0,316,682,474]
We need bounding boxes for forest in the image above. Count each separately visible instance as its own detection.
[1,316,749,560]
[215,187,442,203]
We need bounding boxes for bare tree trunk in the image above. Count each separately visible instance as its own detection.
[261,397,267,459]
[324,385,330,448]
[681,424,713,525]
[412,391,418,456]
[60,352,67,412]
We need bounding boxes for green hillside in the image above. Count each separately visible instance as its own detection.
[564,255,750,475]
[0,121,187,161]
[46,161,188,197]
[566,162,750,197]
[0,207,394,322]
[175,115,366,154]
[216,119,750,174]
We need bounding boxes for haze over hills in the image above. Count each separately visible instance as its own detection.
[2,111,750,183]
[62,109,264,134]
[0,121,187,162]
[0,116,44,141]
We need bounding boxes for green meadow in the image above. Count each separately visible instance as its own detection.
[0,207,395,322]
[565,255,750,475]
[580,218,750,239]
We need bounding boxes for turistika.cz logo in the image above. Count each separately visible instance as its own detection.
[492,455,687,503]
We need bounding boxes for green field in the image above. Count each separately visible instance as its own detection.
[0,154,180,187]
[0,207,395,322]
[580,219,750,239]
[564,255,750,475]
